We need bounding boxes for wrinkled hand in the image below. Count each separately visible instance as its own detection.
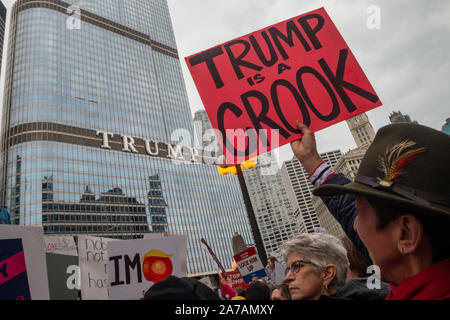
[290,121,323,175]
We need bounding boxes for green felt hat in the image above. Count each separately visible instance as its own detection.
[313,123,450,218]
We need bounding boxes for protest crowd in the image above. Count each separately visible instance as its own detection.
[0,4,448,303]
[142,122,450,301]
[1,122,448,301]
[180,7,448,302]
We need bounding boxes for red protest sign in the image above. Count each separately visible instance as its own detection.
[228,270,249,290]
[219,270,249,297]
[186,7,382,164]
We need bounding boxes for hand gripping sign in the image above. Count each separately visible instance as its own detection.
[186,7,382,164]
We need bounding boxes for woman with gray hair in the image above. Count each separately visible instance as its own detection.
[282,233,349,300]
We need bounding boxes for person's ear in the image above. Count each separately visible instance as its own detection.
[397,215,424,255]
[321,264,337,287]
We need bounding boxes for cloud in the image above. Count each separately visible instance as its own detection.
[2,0,447,164]
[169,0,450,163]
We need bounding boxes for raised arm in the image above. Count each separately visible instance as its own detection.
[290,121,371,261]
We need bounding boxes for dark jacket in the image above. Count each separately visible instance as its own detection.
[319,278,390,301]
[319,173,371,262]
[337,278,390,300]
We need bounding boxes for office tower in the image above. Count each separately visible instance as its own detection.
[281,150,341,234]
[0,1,6,72]
[243,152,302,254]
[193,109,221,155]
[333,146,369,180]
[389,111,417,124]
[336,112,375,180]
[1,0,254,275]
[346,113,375,147]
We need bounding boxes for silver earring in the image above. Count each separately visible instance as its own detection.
[325,285,329,292]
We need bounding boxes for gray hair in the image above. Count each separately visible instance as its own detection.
[281,233,350,290]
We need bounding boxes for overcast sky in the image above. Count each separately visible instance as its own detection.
[1,0,449,164]
[167,0,450,163]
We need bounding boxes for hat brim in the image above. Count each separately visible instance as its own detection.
[313,181,450,218]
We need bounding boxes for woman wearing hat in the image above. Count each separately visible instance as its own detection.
[290,121,450,300]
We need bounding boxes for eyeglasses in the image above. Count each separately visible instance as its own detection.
[285,260,317,276]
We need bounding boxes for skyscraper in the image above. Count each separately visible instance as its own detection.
[193,109,221,155]
[0,1,6,72]
[389,111,417,124]
[346,113,375,148]
[335,112,375,180]
[333,146,369,180]
[1,0,253,276]
[243,152,301,255]
[281,150,341,233]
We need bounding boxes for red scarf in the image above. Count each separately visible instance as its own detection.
[386,258,450,300]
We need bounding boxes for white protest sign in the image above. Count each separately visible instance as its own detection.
[44,236,78,256]
[0,225,50,300]
[78,235,113,300]
[144,234,188,275]
[107,236,187,300]
[233,246,266,283]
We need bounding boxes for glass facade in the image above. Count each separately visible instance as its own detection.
[0,1,6,72]
[1,0,253,275]
[9,6,189,140]
[243,152,302,255]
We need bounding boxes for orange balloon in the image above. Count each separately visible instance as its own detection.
[142,257,173,283]
[142,250,174,283]
[243,157,257,169]
[217,166,230,175]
